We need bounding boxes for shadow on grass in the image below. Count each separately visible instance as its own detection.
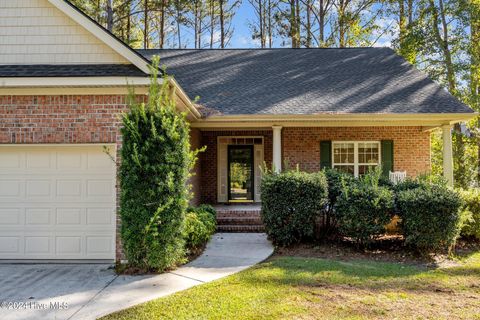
[238,256,480,292]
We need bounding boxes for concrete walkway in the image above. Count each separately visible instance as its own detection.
[0,233,273,320]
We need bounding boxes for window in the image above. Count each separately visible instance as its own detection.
[332,141,380,177]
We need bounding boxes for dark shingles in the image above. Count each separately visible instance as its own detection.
[0,64,146,77]
[138,48,474,115]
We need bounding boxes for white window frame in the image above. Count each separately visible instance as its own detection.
[332,141,381,177]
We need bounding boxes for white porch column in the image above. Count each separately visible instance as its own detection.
[272,125,283,173]
[442,124,454,186]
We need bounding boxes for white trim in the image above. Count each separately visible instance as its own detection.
[332,141,381,177]
[169,78,201,119]
[0,77,153,88]
[47,0,150,74]
[200,113,477,121]
[272,126,282,173]
[191,113,478,128]
[0,143,116,147]
[442,125,454,186]
[0,87,149,95]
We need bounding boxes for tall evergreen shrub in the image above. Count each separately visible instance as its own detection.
[119,57,197,271]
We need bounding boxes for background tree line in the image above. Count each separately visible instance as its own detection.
[72,0,479,188]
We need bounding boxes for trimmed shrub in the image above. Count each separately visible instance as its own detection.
[183,205,217,251]
[261,170,328,246]
[458,188,480,240]
[397,185,463,253]
[335,181,394,247]
[321,168,356,235]
[119,58,198,271]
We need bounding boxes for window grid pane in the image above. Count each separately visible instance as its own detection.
[358,142,379,165]
[333,143,355,165]
[332,142,381,177]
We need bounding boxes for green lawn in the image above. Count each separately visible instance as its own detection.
[102,253,480,320]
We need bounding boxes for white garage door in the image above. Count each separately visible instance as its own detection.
[0,145,116,260]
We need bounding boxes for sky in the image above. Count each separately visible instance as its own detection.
[200,2,395,49]
[230,1,262,48]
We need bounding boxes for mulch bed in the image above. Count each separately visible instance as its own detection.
[274,236,480,268]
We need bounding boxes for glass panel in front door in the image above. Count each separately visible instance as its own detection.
[228,146,254,201]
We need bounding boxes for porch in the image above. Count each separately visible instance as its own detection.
[190,125,454,207]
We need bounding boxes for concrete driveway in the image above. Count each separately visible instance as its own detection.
[0,233,273,320]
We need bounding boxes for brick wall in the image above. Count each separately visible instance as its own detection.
[199,130,273,204]
[282,126,431,177]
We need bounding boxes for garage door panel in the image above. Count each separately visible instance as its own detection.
[0,180,21,197]
[26,179,52,197]
[56,208,82,225]
[87,150,114,169]
[0,208,22,225]
[25,236,51,254]
[0,236,20,254]
[0,146,116,260]
[25,208,51,225]
[86,236,114,255]
[0,152,21,169]
[56,152,83,169]
[26,151,53,169]
[86,208,113,225]
[57,179,82,197]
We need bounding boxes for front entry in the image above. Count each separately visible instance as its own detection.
[217,136,264,203]
[228,145,254,202]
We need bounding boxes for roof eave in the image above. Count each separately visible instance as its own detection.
[191,113,478,129]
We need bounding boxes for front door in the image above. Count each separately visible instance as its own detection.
[228,145,254,202]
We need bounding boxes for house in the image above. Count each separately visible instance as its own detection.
[0,0,476,262]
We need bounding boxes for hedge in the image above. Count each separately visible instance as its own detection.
[183,205,217,251]
[335,182,394,247]
[458,188,480,240]
[119,58,198,271]
[397,184,463,253]
[261,170,328,246]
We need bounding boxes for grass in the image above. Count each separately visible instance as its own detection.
[102,253,480,320]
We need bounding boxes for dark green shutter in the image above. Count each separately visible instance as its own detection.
[320,141,332,169]
[381,140,394,176]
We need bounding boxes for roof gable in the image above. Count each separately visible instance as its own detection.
[0,0,149,74]
[140,48,474,116]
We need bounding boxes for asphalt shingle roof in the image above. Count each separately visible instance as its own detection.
[0,64,146,77]
[139,48,474,115]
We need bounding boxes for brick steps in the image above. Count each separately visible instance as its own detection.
[215,205,264,233]
[217,224,265,232]
[216,216,263,225]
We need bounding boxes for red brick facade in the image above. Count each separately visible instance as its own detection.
[0,95,127,144]
[0,95,432,259]
[197,126,431,204]
[282,126,431,177]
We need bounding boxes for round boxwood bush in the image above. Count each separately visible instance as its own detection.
[183,205,217,251]
[335,183,394,247]
[261,170,328,246]
[321,168,356,235]
[397,185,463,253]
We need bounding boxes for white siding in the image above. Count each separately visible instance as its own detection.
[0,0,128,65]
